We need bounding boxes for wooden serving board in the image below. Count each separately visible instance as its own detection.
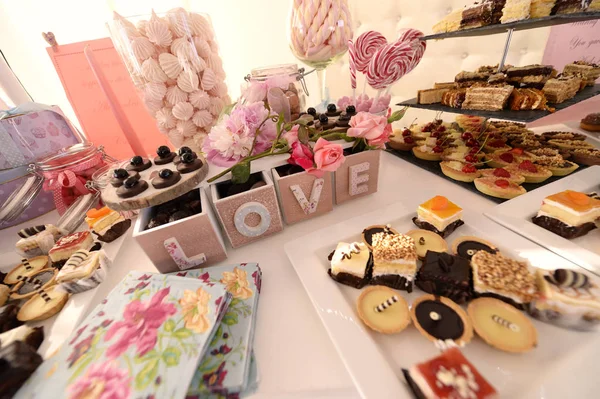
[101,158,209,211]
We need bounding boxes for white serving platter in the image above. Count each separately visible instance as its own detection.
[285,198,600,399]
[486,166,600,275]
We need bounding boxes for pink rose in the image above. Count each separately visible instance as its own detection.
[347,112,392,148]
[288,141,314,170]
[309,138,345,177]
[283,125,299,146]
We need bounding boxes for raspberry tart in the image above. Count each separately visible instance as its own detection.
[485,150,521,168]
[478,167,525,184]
[440,161,480,182]
[474,177,526,199]
[506,160,552,183]
[413,143,443,161]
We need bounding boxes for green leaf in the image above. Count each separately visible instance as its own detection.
[298,125,309,145]
[231,161,250,184]
[162,346,181,367]
[68,353,95,382]
[135,358,159,390]
[230,298,241,307]
[164,319,176,333]
[134,349,158,364]
[222,311,239,326]
[387,107,408,124]
[219,101,237,120]
[174,328,193,339]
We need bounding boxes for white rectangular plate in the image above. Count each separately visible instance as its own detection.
[285,199,600,399]
[486,166,600,274]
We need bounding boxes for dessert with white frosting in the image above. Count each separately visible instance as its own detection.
[15,224,65,258]
[371,233,417,292]
[532,190,600,239]
[57,250,109,294]
[327,242,371,289]
[48,231,94,268]
[528,269,600,331]
[413,195,464,238]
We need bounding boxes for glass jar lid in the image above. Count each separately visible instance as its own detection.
[0,173,44,225]
[36,142,100,172]
[249,64,301,80]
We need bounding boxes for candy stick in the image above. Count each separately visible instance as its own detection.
[347,39,357,101]
[375,295,399,312]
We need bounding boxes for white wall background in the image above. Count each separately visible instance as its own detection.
[0,0,552,130]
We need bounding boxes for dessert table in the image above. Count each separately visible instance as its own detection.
[1,145,592,398]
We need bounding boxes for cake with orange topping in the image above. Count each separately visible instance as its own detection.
[532,190,600,239]
[413,196,464,238]
[85,206,131,243]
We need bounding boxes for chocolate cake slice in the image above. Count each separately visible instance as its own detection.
[455,71,490,88]
[460,2,493,29]
[489,0,508,23]
[416,251,473,304]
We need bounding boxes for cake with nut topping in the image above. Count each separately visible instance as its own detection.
[371,233,417,292]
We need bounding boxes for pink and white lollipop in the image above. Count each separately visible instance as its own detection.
[353,31,387,73]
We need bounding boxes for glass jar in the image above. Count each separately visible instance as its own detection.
[0,143,114,230]
[243,64,309,121]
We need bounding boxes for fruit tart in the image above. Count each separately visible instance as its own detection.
[389,129,417,151]
[482,138,511,153]
[571,148,600,166]
[506,160,552,183]
[413,143,443,161]
[485,150,522,168]
[478,167,525,184]
[474,177,526,199]
[440,161,480,182]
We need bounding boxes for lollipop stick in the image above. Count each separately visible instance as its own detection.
[373,89,383,104]
[352,88,356,105]
[362,79,367,97]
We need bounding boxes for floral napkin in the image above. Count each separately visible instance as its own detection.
[15,271,231,399]
[172,263,262,398]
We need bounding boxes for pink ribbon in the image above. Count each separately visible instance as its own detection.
[42,152,104,214]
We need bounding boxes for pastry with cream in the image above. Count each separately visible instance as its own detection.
[412,195,464,238]
[528,269,600,331]
[403,348,497,399]
[85,206,131,243]
[371,232,417,292]
[471,251,538,309]
[48,231,94,268]
[57,250,109,294]
[327,242,371,289]
[532,190,600,239]
[15,225,65,258]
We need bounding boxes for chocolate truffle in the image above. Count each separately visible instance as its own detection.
[176,153,203,174]
[151,168,182,189]
[154,145,177,165]
[110,168,139,187]
[126,156,151,172]
[116,177,149,198]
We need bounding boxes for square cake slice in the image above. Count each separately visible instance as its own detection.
[404,348,497,399]
[460,2,493,29]
[543,75,582,103]
[413,195,464,238]
[328,242,371,289]
[462,85,514,111]
[471,251,538,308]
[418,88,450,104]
[501,0,532,23]
[532,190,600,238]
[48,231,94,267]
[371,233,417,292]
[416,251,473,304]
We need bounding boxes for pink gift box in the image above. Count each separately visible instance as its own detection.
[0,106,80,170]
[132,187,227,273]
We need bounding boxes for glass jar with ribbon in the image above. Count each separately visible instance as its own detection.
[0,143,115,229]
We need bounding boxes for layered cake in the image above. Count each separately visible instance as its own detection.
[362,224,399,249]
[530,0,557,17]
[528,269,600,331]
[532,190,600,238]
[471,251,538,308]
[15,225,65,258]
[356,286,411,334]
[417,88,450,104]
[489,0,508,23]
[500,0,532,23]
[328,242,371,289]
[371,233,417,292]
[57,250,109,294]
[413,195,464,238]
[441,89,467,108]
[403,348,497,399]
[543,75,582,103]
[563,61,600,87]
[468,297,538,353]
[48,231,94,267]
[455,71,489,88]
[506,64,555,89]
[460,2,493,29]
[552,0,589,14]
[508,88,548,110]
[462,84,514,111]
[432,9,463,33]
[410,295,473,346]
[85,206,131,243]
[416,251,473,304]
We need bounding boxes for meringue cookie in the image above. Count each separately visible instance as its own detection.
[165,85,188,106]
[192,109,213,128]
[172,101,194,121]
[142,58,168,83]
[146,11,173,48]
[131,36,156,61]
[208,96,225,116]
[206,52,223,72]
[189,90,210,109]
[200,68,217,91]
[158,53,183,80]
[208,39,219,52]
[113,11,137,31]
[208,82,228,98]
[136,19,148,36]
[131,73,145,88]
[177,70,199,93]
[181,54,206,74]
[144,97,163,114]
[144,82,167,102]
[158,124,170,134]
[168,129,184,147]
[156,107,176,129]
[177,120,197,138]
[189,13,212,37]
[166,8,191,38]
[192,36,212,59]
